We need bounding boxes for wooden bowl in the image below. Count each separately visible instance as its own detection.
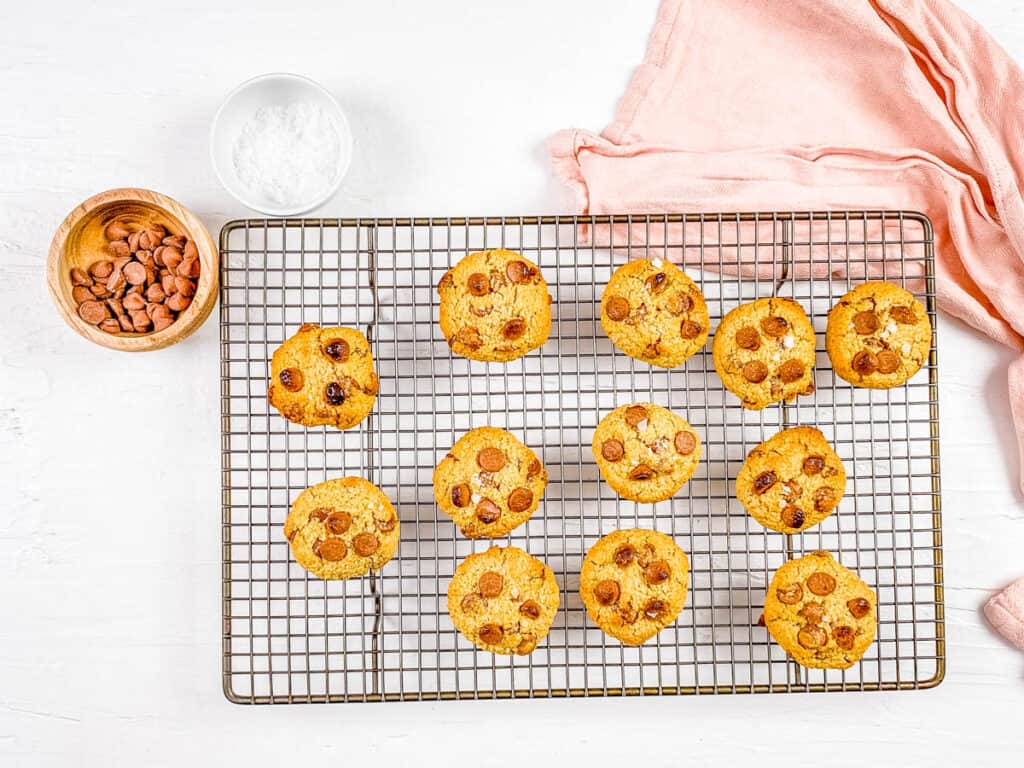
[47,188,218,352]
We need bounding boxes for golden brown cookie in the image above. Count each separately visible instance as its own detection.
[826,281,931,389]
[267,323,378,429]
[283,477,399,580]
[591,403,701,503]
[712,298,816,410]
[736,426,847,533]
[433,427,548,539]
[437,249,552,363]
[600,258,709,368]
[580,529,690,645]
[447,546,560,655]
[763,550,877,669]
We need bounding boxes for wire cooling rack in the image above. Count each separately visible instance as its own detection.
[220,212,943,704]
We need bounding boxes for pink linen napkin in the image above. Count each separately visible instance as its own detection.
[550,0,1024,491]
[985,578,1024,651]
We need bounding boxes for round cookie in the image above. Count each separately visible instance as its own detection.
[433,427,548,539]
[600,258,709,368]
[736,426,847,533]
[712,297,816,410]
[763,550,877,669]
[580,529,690,646]
[825,281,931,389]
[284,477,399,580]
[447,546,560,655]
[591,402,701,503]
[267,323,378,429]
[437,249,552,363]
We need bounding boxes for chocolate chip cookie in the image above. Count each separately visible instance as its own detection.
[438,249,552,363]
[763,550,877,669]
[712,297,816,410]
[580,529,690,646]
[447,545,560,655]
[600,258,709,368]
[284,477,400,580]
[433,427,548,538]
[267,323,379,429]
[737,426,847,533]
[592,403,701,503]
[826,281,931,389]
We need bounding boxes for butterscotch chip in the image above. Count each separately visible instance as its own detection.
[853,311,879,334]
[278,368,304,392]
[803,455,825,475]
[123,293,146,311]
[806,571,837,596]
[477,447,506,472]
[776,584,803,604]
[322,338,350,362]
[324,382,346,405]
[644,560,671,585]
[890,305,917,324]
[601,439,625,461]
[876,349,900,374]
[72,285,94,304]
[594,579,621,606]
[107,239,130,258]
[797,624,828,649]
[467,272,490,296]
[507,487,533,513]
[778,359,805,383]
[478,571,503,598]
[674,431,696,455]
[78,300,107,325]
[665,293,692,316]
[505,260,534,284]
[451,484,470,507]
[629,464,654,481]
[753,471,778,494]
[479,623,504,644]
[736,326,761,350]
[316,538,348,562]
[605,295,630,321]
[848,598,871,619]
[476,499,501,524]
[325,511,351,534]
[680,319,702,339]
[624,405,648,426]
[798,602,825,625]
[519,600,541,619]
[760,315,789,337]
[643,599,667,620]
[89,260,114,279]
[833,625,856,650]
[352,532,379,557]
[123,262,147,285]
[781,505,805,529]
[70,267,91,286]
[743,360,768,383]
[98,318,120,333]
[614,545,636,567]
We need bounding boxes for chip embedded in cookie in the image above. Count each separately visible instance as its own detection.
[433,427,548,538]
[825,281,932,389]
[600,258,710,368]
[737,426,847,533]
[592,402,701,503]
[712,297,816,409]
[284,477,400,580]
[763,550,877,669]
[447,546,560,655]
[267,323,379,429]
[437,249,552,363]
[580,529,690,645]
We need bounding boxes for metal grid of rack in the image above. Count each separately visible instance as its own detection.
[220,212,943,704]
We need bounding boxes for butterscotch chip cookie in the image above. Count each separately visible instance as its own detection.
[592,402,701,503]
[447,546,560,655]
[825,281,931,389]
[580,529,689,645]
[764,550,877,669]
[437,249,552,363]
[433,427,548,538]
[284,477,400,580]
[737,426,847,533]
[600,258,709,368]
[267,323,378,429]
[712,297,816,409]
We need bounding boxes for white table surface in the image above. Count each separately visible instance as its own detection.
[3,1,1023,765]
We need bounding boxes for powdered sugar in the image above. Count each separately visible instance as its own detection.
[232,101,342,208]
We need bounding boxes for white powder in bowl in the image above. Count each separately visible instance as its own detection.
[231,101,341,208]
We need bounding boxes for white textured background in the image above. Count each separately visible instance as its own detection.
[2,1,1023,765]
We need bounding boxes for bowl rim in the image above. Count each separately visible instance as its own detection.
[209,72,353,217]
[47,187,219,352]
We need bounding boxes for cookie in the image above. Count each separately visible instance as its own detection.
[736,426,847,533]
[447,546,560,655]
[600,258,709,368]
[591,403,701,503]
[825,281,931,389]
[712,297,816,410]
[283,477,400,580]
[433,427,548,538]
[267,323,378,429]
[437,249,552,363]
[580,529,690,645]
[763,550,877,669]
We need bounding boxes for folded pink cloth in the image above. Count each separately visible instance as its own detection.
[985,578,1024,650]
[550,0,1024,491]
